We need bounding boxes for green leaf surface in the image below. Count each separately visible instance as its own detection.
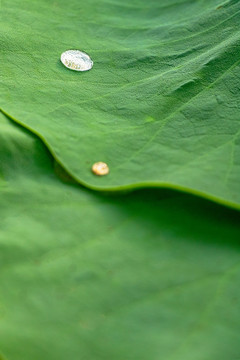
[0,113,240,360]
[1,0,240,208]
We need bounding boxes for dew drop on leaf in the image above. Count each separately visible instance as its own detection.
[60,50,93,71]
[92,162,109,176]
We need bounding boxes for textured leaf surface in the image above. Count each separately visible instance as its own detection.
[1,0,240,208]
[0,113,240,360]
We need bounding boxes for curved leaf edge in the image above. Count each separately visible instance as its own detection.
[1,108,240,212]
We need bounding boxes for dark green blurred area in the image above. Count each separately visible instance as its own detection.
[0,112,239,360]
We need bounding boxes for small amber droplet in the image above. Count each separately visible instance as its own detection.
[92,162,109,176]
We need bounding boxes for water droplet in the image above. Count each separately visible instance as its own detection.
[92,162,109,176]
[61,50,93,71]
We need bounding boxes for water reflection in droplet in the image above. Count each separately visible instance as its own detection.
[60,50,93,71]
